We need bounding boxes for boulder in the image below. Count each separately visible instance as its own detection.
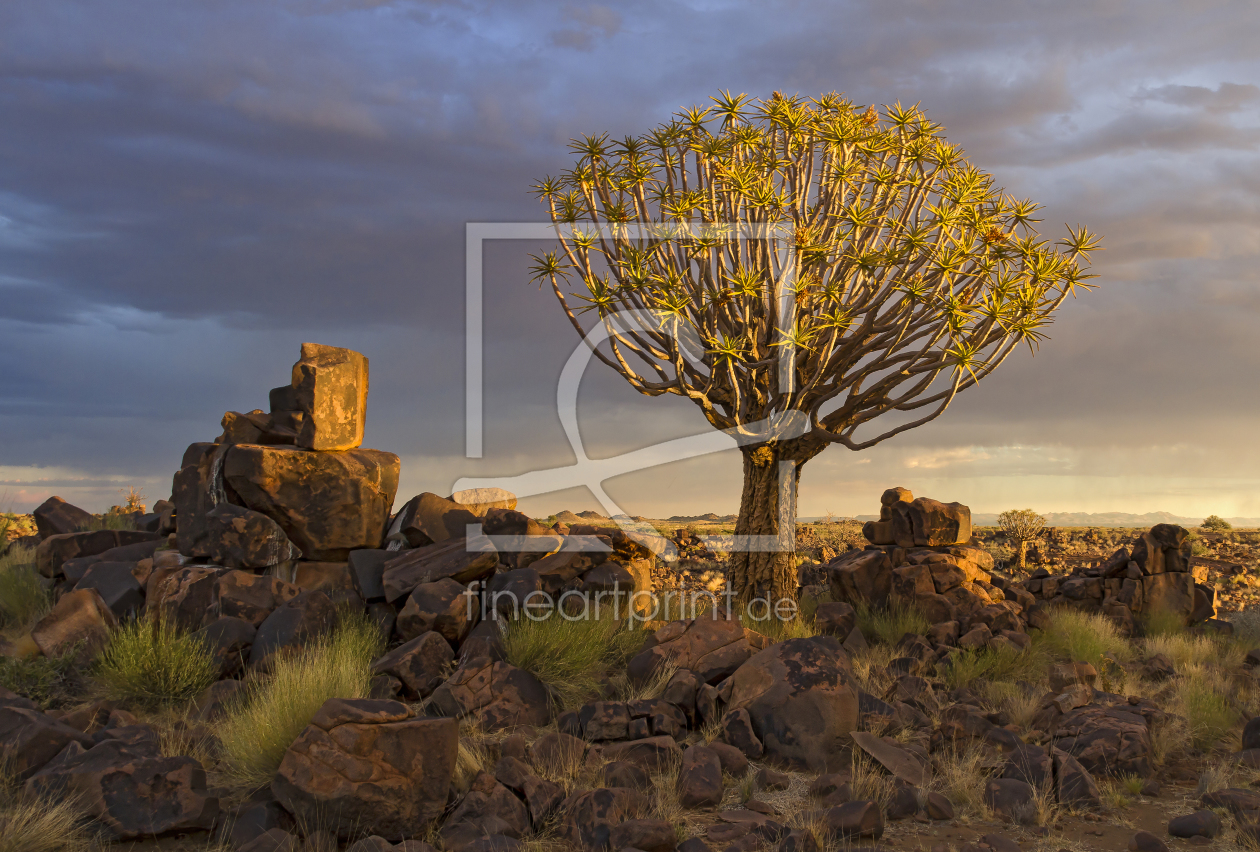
[388,493,481,548]
[814,602,857,637]
[604,760,651,790]
[293,561,355,593]
[1167,809,1221,839]
[371,632,454,699]
[184,504,300,569]
[1052,748,1100,808]
[850,731,925,786]
[561,787,648,850]
[1139,572,1194,624]
[75,562,145,618]
[983,778,1033,822]
[216,570,300,626]
[580,701,631,741]
[25,734,218,839]
[1051,704,1153,778]
[441,770,530,847]
[223,444,399,561]
[609,819,678,852]
[429,658,551,730]
[288,343,369,451]
[627,618,757,685]
[601,736,682,771]
[249,590,337,670]
[147,565,222,631]
[826,549,892,609]
[494,756,564,827]
[450,488,518,517]
[33,496,94,538]
[272,698,457,841]
[528,732,586,775]
[1128,831,1169,852]
[396,577,478,645]
[383,536,499,604]
[724,637,858,771]
[0,700,95,780]
[30,587,117,659]
[198,616,257,677]
[348,549,391,602]
[721,708,763,759]
[171,442,233,557]
[676,745,723,808]
[892,498,971,547]
[36,529,161,579]
[823,800,883,840]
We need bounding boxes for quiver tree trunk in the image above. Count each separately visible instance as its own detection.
[730,438,824,607]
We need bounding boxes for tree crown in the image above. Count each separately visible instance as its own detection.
[997,508,1046,541]
[532,91,1101,449]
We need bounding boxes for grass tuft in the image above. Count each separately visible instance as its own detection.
[1175,667,1238,751]
[853,599,930,646]
[0,760,92,852]
[216,612,384,791]
[927,743,990,820]
[1043,608,1132,666]
[942,641,1052,691]
[0,546,48,633]
[0,651,82,709]
[501,613,642,710]
[96,617,219,709]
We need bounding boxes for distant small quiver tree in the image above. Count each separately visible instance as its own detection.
[1201,514,1232,532]
[531,91,1101,603]
[998,508,1046,568]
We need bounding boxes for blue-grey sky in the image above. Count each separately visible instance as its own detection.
[2,1,1259,519]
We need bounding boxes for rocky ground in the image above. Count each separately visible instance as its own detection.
[6,344,1260,852]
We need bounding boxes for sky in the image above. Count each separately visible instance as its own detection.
[2,0,1260,520]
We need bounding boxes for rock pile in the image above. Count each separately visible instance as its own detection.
[822,487,1040,653]
[1024,522,1219,630]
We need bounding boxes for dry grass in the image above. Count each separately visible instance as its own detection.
[1145,631,1244,671]
[0,545,48,634]
[854,599,931,646]
[615,660,678,703]
[981,681,1044,732]
[215,612,384,792]
[849,750,896,813]
[0,760,92,852]
[1171,664,1241,751]
[502,613,641,710]
[849,643,899,697]
[926,743,991,821]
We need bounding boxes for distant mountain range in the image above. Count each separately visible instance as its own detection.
[840,511,1260,528]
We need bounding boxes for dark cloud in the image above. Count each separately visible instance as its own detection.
[1,0,1258,518]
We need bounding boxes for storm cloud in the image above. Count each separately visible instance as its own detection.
[1,0,1258,519]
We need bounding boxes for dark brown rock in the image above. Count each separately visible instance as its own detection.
[442,770,530,847]
[677,745,723,808]
[185,504,299,569]
[826,549,892,608]
[224,444,399,561]
[383,536,499,603]
[609,819,677,852]
[983,778,1033,821]
[197,616,256,677]
[925,791,953,820]
[850,731,924,786]
[1128,831,1169,852]
[371,631,454,699]
[388,492,481,548]
[74,562,145,618]
[249,590,337,670]
[215,570,300,626]
[0,701,95,781]
[397,577,478,645]
[147,564,221,631]
[627,618,757,685]
[494,756,564,826]
[823,800,883,840]
[30,587,117,658]
[1168,809,1221,838]
[1052,748,1100,808]
[581,701,630,741]
[33,496,94,538]
[429,658,551,730]
[602,736,681,771]
[529,732,586,775]
[721,707,763,759]
[814,602,857,637]
[271,699,457,841]
[36,529,161,579]
[561,786,648,850]
[25,735,218,839]
[724,637,857,771]
[604,760,650,790]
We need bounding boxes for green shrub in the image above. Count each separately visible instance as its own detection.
[502,613,639,710]
[853,600,930,645]
[1201,515,1232,532]
[0,546,49,632]
[0,647,84,709]
[96,617,218,709]
[1043,608,1132,665]
[942,641,1052,691]
[217,613,385,791]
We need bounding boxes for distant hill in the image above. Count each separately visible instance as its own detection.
[845,511,1260,528]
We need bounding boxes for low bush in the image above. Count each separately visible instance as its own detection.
[1043,608,1132,665]
[853,600,930,646]
[0,651,82,709]
[96,617,219,709]
[0,546,49,632]
[216,612,384,791]
[502,613,640,710]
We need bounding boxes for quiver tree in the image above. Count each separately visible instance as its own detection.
[997,508,1046,568]
[530,91,1101,604]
